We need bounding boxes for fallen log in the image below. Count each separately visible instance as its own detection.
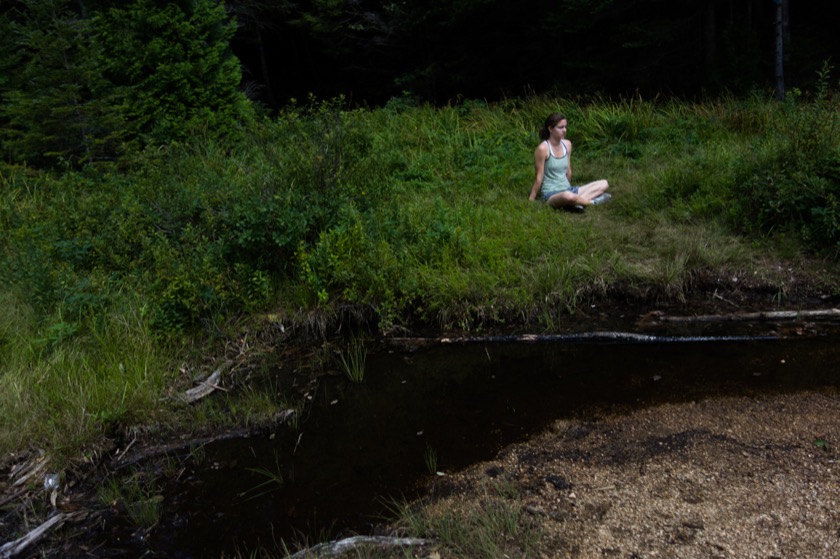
[649,308,840,323]
[0,512,79,559]
[390,330,773,346]
[115,409,295,469]
[286,536,433,559]
[383,308,840,348]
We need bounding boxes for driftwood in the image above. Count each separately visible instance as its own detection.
[113,428,250,469]
[383,308,840,348]
[286,536,433,559]
[114,409,295,469]
[0,512,80,559]
[645,308,840,323]
[10,457,47,488]
[183,360,233,403]
[0,487,27,508]
[394,331,770,346]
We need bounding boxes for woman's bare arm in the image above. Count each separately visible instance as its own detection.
[529,143,548,200]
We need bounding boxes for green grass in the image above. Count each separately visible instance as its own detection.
[424,446,438,475]
[0,290,176,466]
[97,472,163,531]
[387,481,543,559]
[337,337,367,384]
[241,450,286,502]
[1,90,839,467]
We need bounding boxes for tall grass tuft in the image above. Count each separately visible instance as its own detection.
[0,290,174,465]
[241,450,286,502]
[391,482,543,558]
[424,446,438,475]
[97,473,162,531]
[338,337,367,384]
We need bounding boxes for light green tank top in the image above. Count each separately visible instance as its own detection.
[540,140,571,196]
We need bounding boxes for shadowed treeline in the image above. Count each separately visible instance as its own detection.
[229,0,839,107]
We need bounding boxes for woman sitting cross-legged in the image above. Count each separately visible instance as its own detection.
[528,112,611,210]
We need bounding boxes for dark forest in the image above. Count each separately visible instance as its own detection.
[229,0,839,108]
[1,0,837,165]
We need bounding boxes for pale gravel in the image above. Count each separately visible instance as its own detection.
[425,390,840,558]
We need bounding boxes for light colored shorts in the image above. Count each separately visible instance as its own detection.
[541,186,578,202]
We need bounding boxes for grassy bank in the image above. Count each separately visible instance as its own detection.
[1,90,839,466]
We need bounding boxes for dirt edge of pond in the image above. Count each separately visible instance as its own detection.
[400,389,840,559]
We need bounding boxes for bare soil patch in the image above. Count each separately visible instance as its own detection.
[420,389,840,558]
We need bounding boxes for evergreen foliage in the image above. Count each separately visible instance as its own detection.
[0,0,251,168]
[94,0,252,145]
[0,0,126,166]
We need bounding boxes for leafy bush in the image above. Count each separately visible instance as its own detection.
[727,88,839,253]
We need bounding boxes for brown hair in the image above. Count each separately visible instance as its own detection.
[538,113,566,141]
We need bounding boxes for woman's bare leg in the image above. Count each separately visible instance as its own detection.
[577,180,609,204]
[546,180,609,208]
[546,191,582,208]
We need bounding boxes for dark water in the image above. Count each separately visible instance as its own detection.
[104,329,840,558]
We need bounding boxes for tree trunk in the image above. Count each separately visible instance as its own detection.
[704,0,717,82]
[782,0,790,65]
[747,0,753,31]
[255,29,276,108]
[774,0,785,100]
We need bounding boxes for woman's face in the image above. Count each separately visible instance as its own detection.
[549,119,567,139]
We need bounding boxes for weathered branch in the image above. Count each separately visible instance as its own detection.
[114,409,295,469]
[651,308,840,323]
[10,457,48,488]
[286,536,433,559]
[384,308,840,348]
[0,512,80,559]
[183,360,234,403]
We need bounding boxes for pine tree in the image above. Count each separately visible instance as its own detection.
[0,0,252,168]
[94,0,252,145]
[0,0,125,166]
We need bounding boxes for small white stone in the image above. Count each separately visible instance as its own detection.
[44,473,60,492]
